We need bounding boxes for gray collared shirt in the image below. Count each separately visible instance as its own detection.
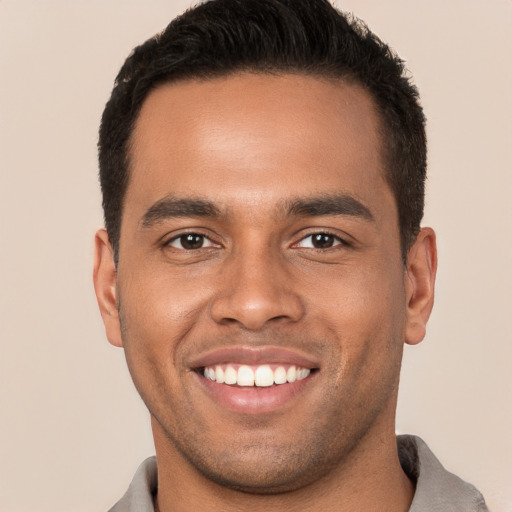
[108,435,489,511]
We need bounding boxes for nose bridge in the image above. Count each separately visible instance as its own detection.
[209,236,304,329]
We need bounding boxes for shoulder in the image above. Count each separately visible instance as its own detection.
[107,456,157,512]
[398,435,489,512]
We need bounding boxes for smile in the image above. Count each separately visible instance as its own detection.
[190,346,320,414]
[203,364,311,387]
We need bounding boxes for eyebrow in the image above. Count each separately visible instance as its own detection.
[141,196,221,228]
[285,194,374,221]
[140,193,374,229]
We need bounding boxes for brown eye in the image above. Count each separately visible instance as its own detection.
[295,232,344,249]
[311,233,335,248]
[168,233,214,250]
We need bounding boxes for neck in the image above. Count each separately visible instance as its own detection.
[152,418,414,512]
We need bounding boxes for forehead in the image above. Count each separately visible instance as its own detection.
[126,73,390,219]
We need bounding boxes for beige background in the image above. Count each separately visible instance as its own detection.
[1,1,511,511]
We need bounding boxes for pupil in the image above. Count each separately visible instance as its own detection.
[313,233,334,249]
[181,234,203,249]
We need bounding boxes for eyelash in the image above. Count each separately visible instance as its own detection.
[293,231,350,250]
[165,232,218,251]
[163,231,350,251]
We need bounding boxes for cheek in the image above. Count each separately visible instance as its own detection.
[304,260,405,325]
[119,264,212,333]
[116,266,215,389]
[302,261,407,370]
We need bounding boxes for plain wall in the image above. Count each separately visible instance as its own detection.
[1,1,511,510]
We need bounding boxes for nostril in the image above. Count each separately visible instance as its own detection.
[209,280,305,330]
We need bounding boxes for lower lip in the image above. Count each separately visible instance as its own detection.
[195,372,315,414]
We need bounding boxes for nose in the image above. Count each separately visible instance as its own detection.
[209,248,304,331]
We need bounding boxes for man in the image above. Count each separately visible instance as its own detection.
[93,0,488,510]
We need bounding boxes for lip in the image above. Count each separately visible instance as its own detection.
[195,371,317,414]
[189,346,320,414]
[188,345,320,369]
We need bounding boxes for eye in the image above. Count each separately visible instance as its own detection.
[167,233,216,250]
[295,232,345,249]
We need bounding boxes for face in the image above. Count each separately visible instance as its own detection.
[95,73,434,492]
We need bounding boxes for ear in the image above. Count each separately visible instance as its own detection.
[93,229,123,347]
[404,227,437,345]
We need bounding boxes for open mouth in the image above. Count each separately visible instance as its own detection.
[193,363,319,414]
[189,347,320,413]
[199,363,315,387]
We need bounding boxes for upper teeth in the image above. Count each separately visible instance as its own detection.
[203,364,311,387]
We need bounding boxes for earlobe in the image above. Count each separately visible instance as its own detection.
[93,229,123,347]
[404,227,437,345]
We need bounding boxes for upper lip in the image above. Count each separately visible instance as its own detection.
[188,345,321,370]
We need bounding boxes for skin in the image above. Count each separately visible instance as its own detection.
[94,73,437,511]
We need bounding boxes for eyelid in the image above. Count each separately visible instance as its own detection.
[163,230,221,250]
[292,230,351,249]
[160,228,352,251]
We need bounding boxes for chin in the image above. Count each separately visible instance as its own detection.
[165,424,350,496]
[193,456,329,495]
